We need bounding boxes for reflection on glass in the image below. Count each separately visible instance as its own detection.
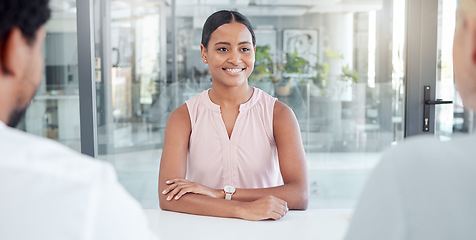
[94,0,406,209]
[20,0,81,152]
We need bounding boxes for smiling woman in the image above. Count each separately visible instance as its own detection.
[158,10,309,221]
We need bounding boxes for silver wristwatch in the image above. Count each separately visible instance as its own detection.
[223,185,236,200]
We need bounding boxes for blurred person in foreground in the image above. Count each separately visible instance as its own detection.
[0,0,158,239]
[345,0,476,239]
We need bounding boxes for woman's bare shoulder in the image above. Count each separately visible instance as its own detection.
[273,100,295,121]
[167,104,191,129]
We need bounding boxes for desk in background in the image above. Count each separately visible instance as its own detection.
[144,209,352,240]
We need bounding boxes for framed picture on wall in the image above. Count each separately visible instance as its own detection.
[283,29,318,77]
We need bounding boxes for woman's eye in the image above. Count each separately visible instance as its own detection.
[241,48,250,52]
[218,47,228,52]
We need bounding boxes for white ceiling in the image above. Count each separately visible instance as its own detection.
[253,0,341,6]
[176,0,383,17]
[176,0,250,6]
[309,0,382,13]
[48,0,383,18]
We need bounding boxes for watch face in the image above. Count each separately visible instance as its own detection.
[224,185,235,193]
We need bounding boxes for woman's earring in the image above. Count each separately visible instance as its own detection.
[204,59,207,63]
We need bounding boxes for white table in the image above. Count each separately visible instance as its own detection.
[144,209,352,240]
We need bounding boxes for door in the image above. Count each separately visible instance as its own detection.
[406,0,474,138]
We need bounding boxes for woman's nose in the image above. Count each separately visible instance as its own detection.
[227,50,242,65]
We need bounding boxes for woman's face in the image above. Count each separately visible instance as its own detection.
[201,21,255,88]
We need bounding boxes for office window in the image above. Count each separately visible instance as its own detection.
[21,0,81,152]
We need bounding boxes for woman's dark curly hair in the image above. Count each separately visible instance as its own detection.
[0,0,51,45]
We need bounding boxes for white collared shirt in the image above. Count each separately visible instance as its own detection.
[0,121,158,240]
[345,134,476,240]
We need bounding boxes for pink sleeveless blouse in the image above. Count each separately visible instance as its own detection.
[185,87,284,189]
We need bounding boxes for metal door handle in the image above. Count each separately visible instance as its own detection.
[423,86,453,132]
[425,99,453,105]
[112,47,120,68]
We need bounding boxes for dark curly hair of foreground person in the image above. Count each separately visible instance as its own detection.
[0,0,51,45]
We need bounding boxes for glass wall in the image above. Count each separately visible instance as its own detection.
[92,0,405,208]
[20,0,81,152]
[93,0,167,207]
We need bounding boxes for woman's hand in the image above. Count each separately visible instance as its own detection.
[237,195,289,221]
[162,178,222,201]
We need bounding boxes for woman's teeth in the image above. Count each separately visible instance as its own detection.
[225,68,244,72]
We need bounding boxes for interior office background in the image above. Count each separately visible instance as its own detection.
[17,0,473,209]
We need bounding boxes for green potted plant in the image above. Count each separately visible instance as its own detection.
[283,50,309,76]
[340,64,359,83]
[250,45,274,82]
[249,45,278,94]
[276,50,309,96]
[309,49,359,98]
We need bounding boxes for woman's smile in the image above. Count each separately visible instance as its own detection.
[223,67,246,73]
